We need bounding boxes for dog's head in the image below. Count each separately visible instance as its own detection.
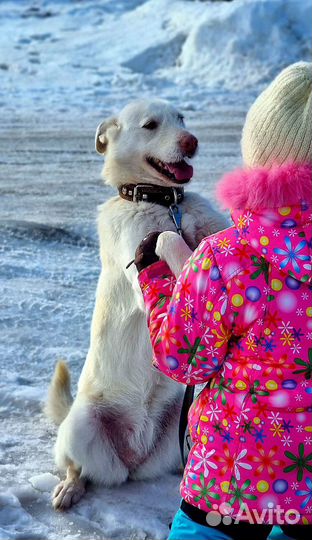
[95,99,198,188]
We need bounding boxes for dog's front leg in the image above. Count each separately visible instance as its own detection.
[52,462,86,510]
[156,231,192,278]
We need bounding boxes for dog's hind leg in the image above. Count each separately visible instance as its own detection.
[52,397,129,509]
[130,401,182,481]
[52,461,86,510]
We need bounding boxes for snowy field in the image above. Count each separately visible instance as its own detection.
[0,1,311,539]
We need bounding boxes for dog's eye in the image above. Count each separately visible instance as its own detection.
[142,120,158,130]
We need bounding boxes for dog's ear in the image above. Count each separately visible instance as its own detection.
[95,117,118,154]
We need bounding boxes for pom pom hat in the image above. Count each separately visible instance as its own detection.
[241,62,312,167]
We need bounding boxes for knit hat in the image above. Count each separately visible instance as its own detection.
[241,62,312,168]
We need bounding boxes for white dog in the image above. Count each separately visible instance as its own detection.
[45,99,228,510]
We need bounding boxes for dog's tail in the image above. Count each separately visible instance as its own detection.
[44,360,73,425]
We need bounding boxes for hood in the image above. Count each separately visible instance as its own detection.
[217,163,312,283]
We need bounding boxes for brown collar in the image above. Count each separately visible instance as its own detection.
[118,183,184,207]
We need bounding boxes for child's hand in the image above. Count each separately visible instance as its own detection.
[133,231,161,272]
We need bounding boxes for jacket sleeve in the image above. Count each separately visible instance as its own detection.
[138,239,233,385]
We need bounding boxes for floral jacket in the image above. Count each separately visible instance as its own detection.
[138,163,312,525]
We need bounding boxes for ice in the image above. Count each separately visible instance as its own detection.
[29,473,60,492]
[0,492,48,539]
[0,0,311,538]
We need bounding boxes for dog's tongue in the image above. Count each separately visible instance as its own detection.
[167,160,193,181]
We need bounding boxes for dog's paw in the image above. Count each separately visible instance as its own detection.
[155,231,180,259]
[156,232,192,277]
[52,478,86,510]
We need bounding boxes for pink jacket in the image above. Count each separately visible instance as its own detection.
[139,163,312,525]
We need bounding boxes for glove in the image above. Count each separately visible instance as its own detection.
[132,231,161,273]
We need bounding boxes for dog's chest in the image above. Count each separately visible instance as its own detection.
[119,200,197,242]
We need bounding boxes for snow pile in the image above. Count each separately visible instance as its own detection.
[0,0,310,116]
[175,0,312,90]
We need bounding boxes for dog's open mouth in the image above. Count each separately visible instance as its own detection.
[146,156,193,184]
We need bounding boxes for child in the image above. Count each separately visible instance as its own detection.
[135,62,312,540]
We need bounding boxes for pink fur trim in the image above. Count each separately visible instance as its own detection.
[216,163,312,210]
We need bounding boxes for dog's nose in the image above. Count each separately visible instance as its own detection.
[179,132,198,158]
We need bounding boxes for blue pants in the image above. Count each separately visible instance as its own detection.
[168,509,233,540]
[168,509,295,540]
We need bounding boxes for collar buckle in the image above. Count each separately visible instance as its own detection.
[132,184,151,202]
[172,187,179,205]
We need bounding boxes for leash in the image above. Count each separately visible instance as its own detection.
[168,190,195,466]
[168,188,183,236]
[179,386,194,466]
[167,194,197,466]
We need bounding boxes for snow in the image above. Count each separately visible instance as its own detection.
[0,0,311,539]
[177,0,312,90]
[0,0,310,116]
[29,474,60,492]
[0,491,50,540]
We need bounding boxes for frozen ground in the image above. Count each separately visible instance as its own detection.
[0,1,311,539]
